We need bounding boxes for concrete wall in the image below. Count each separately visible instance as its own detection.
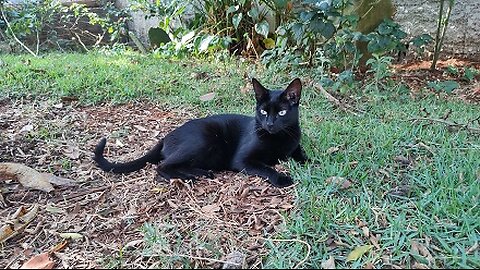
[393,0,480,56]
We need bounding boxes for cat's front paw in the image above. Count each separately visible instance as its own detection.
[270,175,294,188]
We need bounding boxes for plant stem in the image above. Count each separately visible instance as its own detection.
[431,0,445,70]
[0,6,38,57]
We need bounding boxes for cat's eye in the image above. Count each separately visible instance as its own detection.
[278,110,287,116]
[260,109,268,115]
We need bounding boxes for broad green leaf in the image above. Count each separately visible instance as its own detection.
[321,22,335,39]
[255,20,270,38]
[232,13,243,29]
[291,23,304,43]
[263,38,275,49]
[247,7,260,21]
[346,245,373,262]
[226,5,239,15]
[199,35,214,52]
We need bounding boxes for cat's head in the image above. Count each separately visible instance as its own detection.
[252,78,302,134]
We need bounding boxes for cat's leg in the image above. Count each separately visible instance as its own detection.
[155,150,214,181]
[233,161,294,187]
[291,144,309,164]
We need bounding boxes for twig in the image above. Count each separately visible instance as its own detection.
[52,176,147,203]
[313,83,364,116]
[410,117,480,134]
[0,7,37,57]
[73,32,89,52]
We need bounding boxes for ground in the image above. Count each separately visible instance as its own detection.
[0,52,479,269]
[0,99,296,268]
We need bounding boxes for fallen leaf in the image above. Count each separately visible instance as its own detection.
[134,125,148,132]
[0,163,54,192]
[50,241,68,253]
[0,205,39,243]
[369,234,381,249]
[327,146,340,154]
[199,92,216,101]
[20,124,34,133]
[222,251,245,269]
[44,174,76,187]
[63,145,80,159]
[326,176,352,190]
[362,226,370,237]
[46,205,66,214]
[280,203,294,209]
[59,232,83,240]
[346,245,373,262]
[321,256,336,269]
[123,239,143,250]
[20,252,54,269]
[412,262,429,269]
[115,139,124,147]
[411,240,434,265]
[202,203,220,216]
[364,262,375,269]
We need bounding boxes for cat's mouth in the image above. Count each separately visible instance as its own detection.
[264,125,277,134]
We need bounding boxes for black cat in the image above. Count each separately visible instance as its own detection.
[93,78,308,187]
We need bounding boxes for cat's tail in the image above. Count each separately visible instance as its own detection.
[93,138,164,173]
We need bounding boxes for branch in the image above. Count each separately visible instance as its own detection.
[313,83,364,116]
[410,117,480,134]
[0,7,37,57]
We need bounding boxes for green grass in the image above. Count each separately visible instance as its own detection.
[1,52,479,268]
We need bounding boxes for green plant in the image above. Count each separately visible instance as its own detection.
[431,0,455,70]
[366,54,393,91]
[427,80,459,94]
[0,0,129,54]
[463,67,479,82]
[0,0,62,56]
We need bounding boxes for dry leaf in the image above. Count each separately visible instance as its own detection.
[50,241,68,253]
[134,125,148,132]
[411,240,434,265]
[412,262,429,269]
[0,163,54,192]
[370,234,381,249]
[222,251,244,269]
[326,176,352,190]
[46,205,66,214]
[20,252,54,269]
[0,205,39,243]
[199,92,216,101]
[364,262,375,269]
[362,226,370,237]
[59,232,83,240]
[20,124,34,133]
[321,256,336,269]
[327,146,340,154]
[63,145,80,159]
[346,245,373,262]
[202,204,220,215]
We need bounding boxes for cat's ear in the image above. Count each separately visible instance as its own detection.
[282,78,302,105]
[252,78,269,102]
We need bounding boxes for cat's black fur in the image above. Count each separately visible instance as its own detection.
[93,78,308,187]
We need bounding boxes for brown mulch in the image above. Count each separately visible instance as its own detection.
[0,99,296,268]
[391,58,480,103]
